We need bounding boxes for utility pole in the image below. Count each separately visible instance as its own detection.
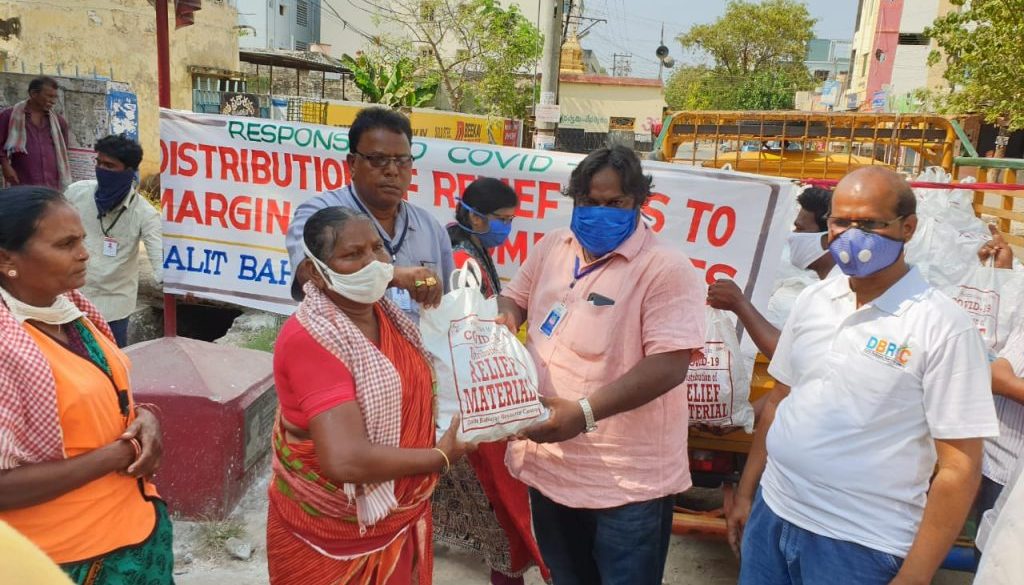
[534,0,563,150]
[612,53,632,77]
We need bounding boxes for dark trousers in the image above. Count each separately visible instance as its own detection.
[528,488,674,585]
[974,475,1004,560]
[108,317,129,348]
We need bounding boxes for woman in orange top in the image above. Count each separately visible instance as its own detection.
[0,186,171,585]
[268,206,473,585]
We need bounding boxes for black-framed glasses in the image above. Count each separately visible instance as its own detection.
[352,151,414,169]
[826,216,905,232]
[488,214,516,225]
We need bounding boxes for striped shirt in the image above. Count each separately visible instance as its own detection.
[984,323,1024,485]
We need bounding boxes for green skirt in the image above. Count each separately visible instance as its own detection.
[61,500,175,585]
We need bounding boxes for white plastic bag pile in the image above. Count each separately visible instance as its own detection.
[904,167,992,289]
[685,308,754,433]
[419,260,547,443]
[943,263,1024,354]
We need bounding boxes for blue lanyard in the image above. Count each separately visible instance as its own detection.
[571,256,610,289]
[348,186,409,259]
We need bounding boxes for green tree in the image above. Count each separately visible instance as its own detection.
[374,0,543,118]
[341,53,438,108]
[667,0,817,111]
[926,0,1024,137]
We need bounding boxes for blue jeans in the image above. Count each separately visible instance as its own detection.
[739,489,903,585]
[108,317,129,348]
[529,488,674,585]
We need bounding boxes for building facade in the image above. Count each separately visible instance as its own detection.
[806,39,852,81]
[846,0,956,112]
[238,0,322,51]
[0,0,240,177]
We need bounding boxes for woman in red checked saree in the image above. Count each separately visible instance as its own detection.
[267,207,472,585]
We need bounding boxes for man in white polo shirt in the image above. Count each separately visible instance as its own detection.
[729,167,999,585]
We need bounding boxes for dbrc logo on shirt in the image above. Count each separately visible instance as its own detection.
[864,336,912,367]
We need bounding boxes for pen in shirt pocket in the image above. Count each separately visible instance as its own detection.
[587,293,615,306]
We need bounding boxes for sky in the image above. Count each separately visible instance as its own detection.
[579,0,860,78]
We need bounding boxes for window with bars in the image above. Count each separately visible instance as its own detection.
[898,33,929,46]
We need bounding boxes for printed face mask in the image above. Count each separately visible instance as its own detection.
[570,205,638,257]
[302,242,394,304]
[828,228,904,278]
[787,231,829,270]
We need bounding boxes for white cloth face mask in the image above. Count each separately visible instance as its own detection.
[302,242,395,304]
[0,286,84,325]
[787,231,829,270]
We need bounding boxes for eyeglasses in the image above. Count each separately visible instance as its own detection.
[352,151,414,169]
[488,214,516,225]
[826,216,905,232]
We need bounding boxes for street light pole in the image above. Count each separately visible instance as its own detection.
[156,0,177,337]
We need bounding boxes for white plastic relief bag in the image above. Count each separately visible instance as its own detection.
[686,307,754,433]
[419,259,546,443]
[943,263,1024,354]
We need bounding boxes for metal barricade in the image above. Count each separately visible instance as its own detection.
[660,111,962,179]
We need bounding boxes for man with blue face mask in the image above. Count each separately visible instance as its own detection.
[495,145,706,585]
[729,167,999,585]
[66,134,162,347]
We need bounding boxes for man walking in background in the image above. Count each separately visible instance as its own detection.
[0,76,72,191]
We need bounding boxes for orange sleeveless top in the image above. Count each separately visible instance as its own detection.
[0,320,158,564]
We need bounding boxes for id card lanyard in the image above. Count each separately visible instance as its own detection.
[349,186,413,310]
[348,185,409,261]
[541,256,612,338]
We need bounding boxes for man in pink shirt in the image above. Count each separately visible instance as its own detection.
[497,145,706,585]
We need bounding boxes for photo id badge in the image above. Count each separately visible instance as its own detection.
[539,303,566,338]
[389,287,413,312]
[102,237,119,257]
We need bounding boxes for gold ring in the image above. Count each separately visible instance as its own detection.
[425,276,438,287]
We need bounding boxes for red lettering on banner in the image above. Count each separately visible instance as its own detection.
[537,181,560,219]
[198,144,217,175]
[272,152,292,186]
[217,147,238,182]
[251,150,271,184]
[496,231,546,266]
[266,198,290,235]
[433,171,458,207]
[204,192,228,228]
[162,187,292,235]
[689,257,739,285]
[176,190,203,225]
[163,141,350,191]
[292,154,311,190]
[708,206,736,246]
[686,199,736,247]
[642,192,669,233]
[177,142,197,177]
[513,179,536,218]
[324,158,345,191]
[686,200,714,242]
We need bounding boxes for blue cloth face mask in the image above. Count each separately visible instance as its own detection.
[571,205,639,258]
[828,228,904,277]
[94,167,136,215]
[458,200,513,249]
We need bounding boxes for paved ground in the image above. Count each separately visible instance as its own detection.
[171,476,973,585]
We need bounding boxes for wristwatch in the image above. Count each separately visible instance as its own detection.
[578,398,598,433]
